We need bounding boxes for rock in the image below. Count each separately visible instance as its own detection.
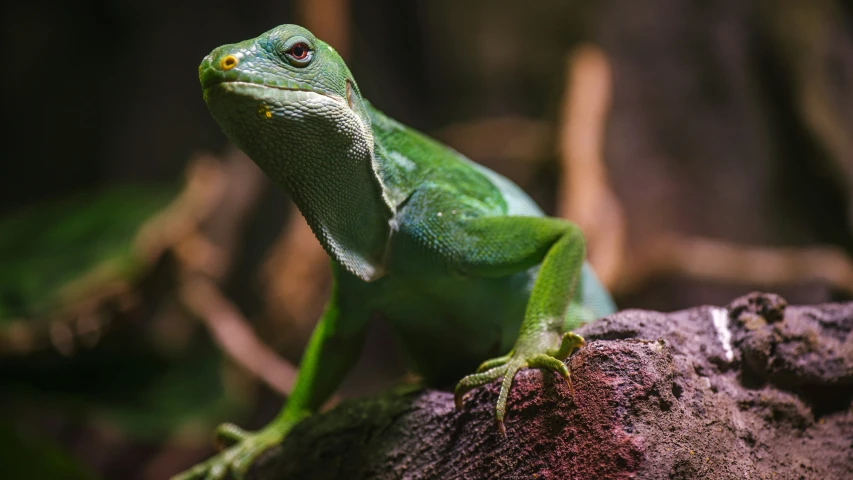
[247,293,853,480]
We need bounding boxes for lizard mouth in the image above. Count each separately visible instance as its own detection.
[203,80,346,106]
[202,78,298,92]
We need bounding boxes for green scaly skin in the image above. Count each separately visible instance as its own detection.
[176,24,616,479]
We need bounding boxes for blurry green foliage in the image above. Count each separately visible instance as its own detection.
[1,342,243,441]
[0,419,97,480]
[0,186,177,321]
[0,185,247,459]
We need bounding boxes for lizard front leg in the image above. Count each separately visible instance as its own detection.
[173,264,371,480]
[411,214,589,436]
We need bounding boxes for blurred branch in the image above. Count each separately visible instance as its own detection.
[554,42,853,299]
[179,273,295,395]
[171,149,266,280]
[260,214,330,354]
[557,45,626,289]
[174,149,297,396]
[261,217,325,312]
[134,154,227,265]
[0,155,226,357]
[761,0,853,230]
[616,234,853,295]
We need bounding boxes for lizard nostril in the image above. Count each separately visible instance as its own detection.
[220,55,238,70]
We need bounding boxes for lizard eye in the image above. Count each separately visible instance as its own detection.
[285,42,313,67]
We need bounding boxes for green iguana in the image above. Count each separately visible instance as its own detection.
[177,24,616,479]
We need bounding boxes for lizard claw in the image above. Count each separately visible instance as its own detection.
[454,333,585,436]
[172,426,282,480]
[454,364,506,410]
[551,332,585,360]
[214,423,250,451]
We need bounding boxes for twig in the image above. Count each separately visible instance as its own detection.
[180,273,296,396]
[261,214,330,349]
[615,234,853,295]
[557,44,626,289]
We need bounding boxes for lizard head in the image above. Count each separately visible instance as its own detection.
[199,25,391,282]
[199,24,374,185]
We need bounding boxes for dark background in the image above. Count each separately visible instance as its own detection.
[2,0,852,478]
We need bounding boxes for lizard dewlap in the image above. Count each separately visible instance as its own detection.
[179,23,616,480]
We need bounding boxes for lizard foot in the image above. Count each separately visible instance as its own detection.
[454,331,585,436]
[171,424,283,480]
